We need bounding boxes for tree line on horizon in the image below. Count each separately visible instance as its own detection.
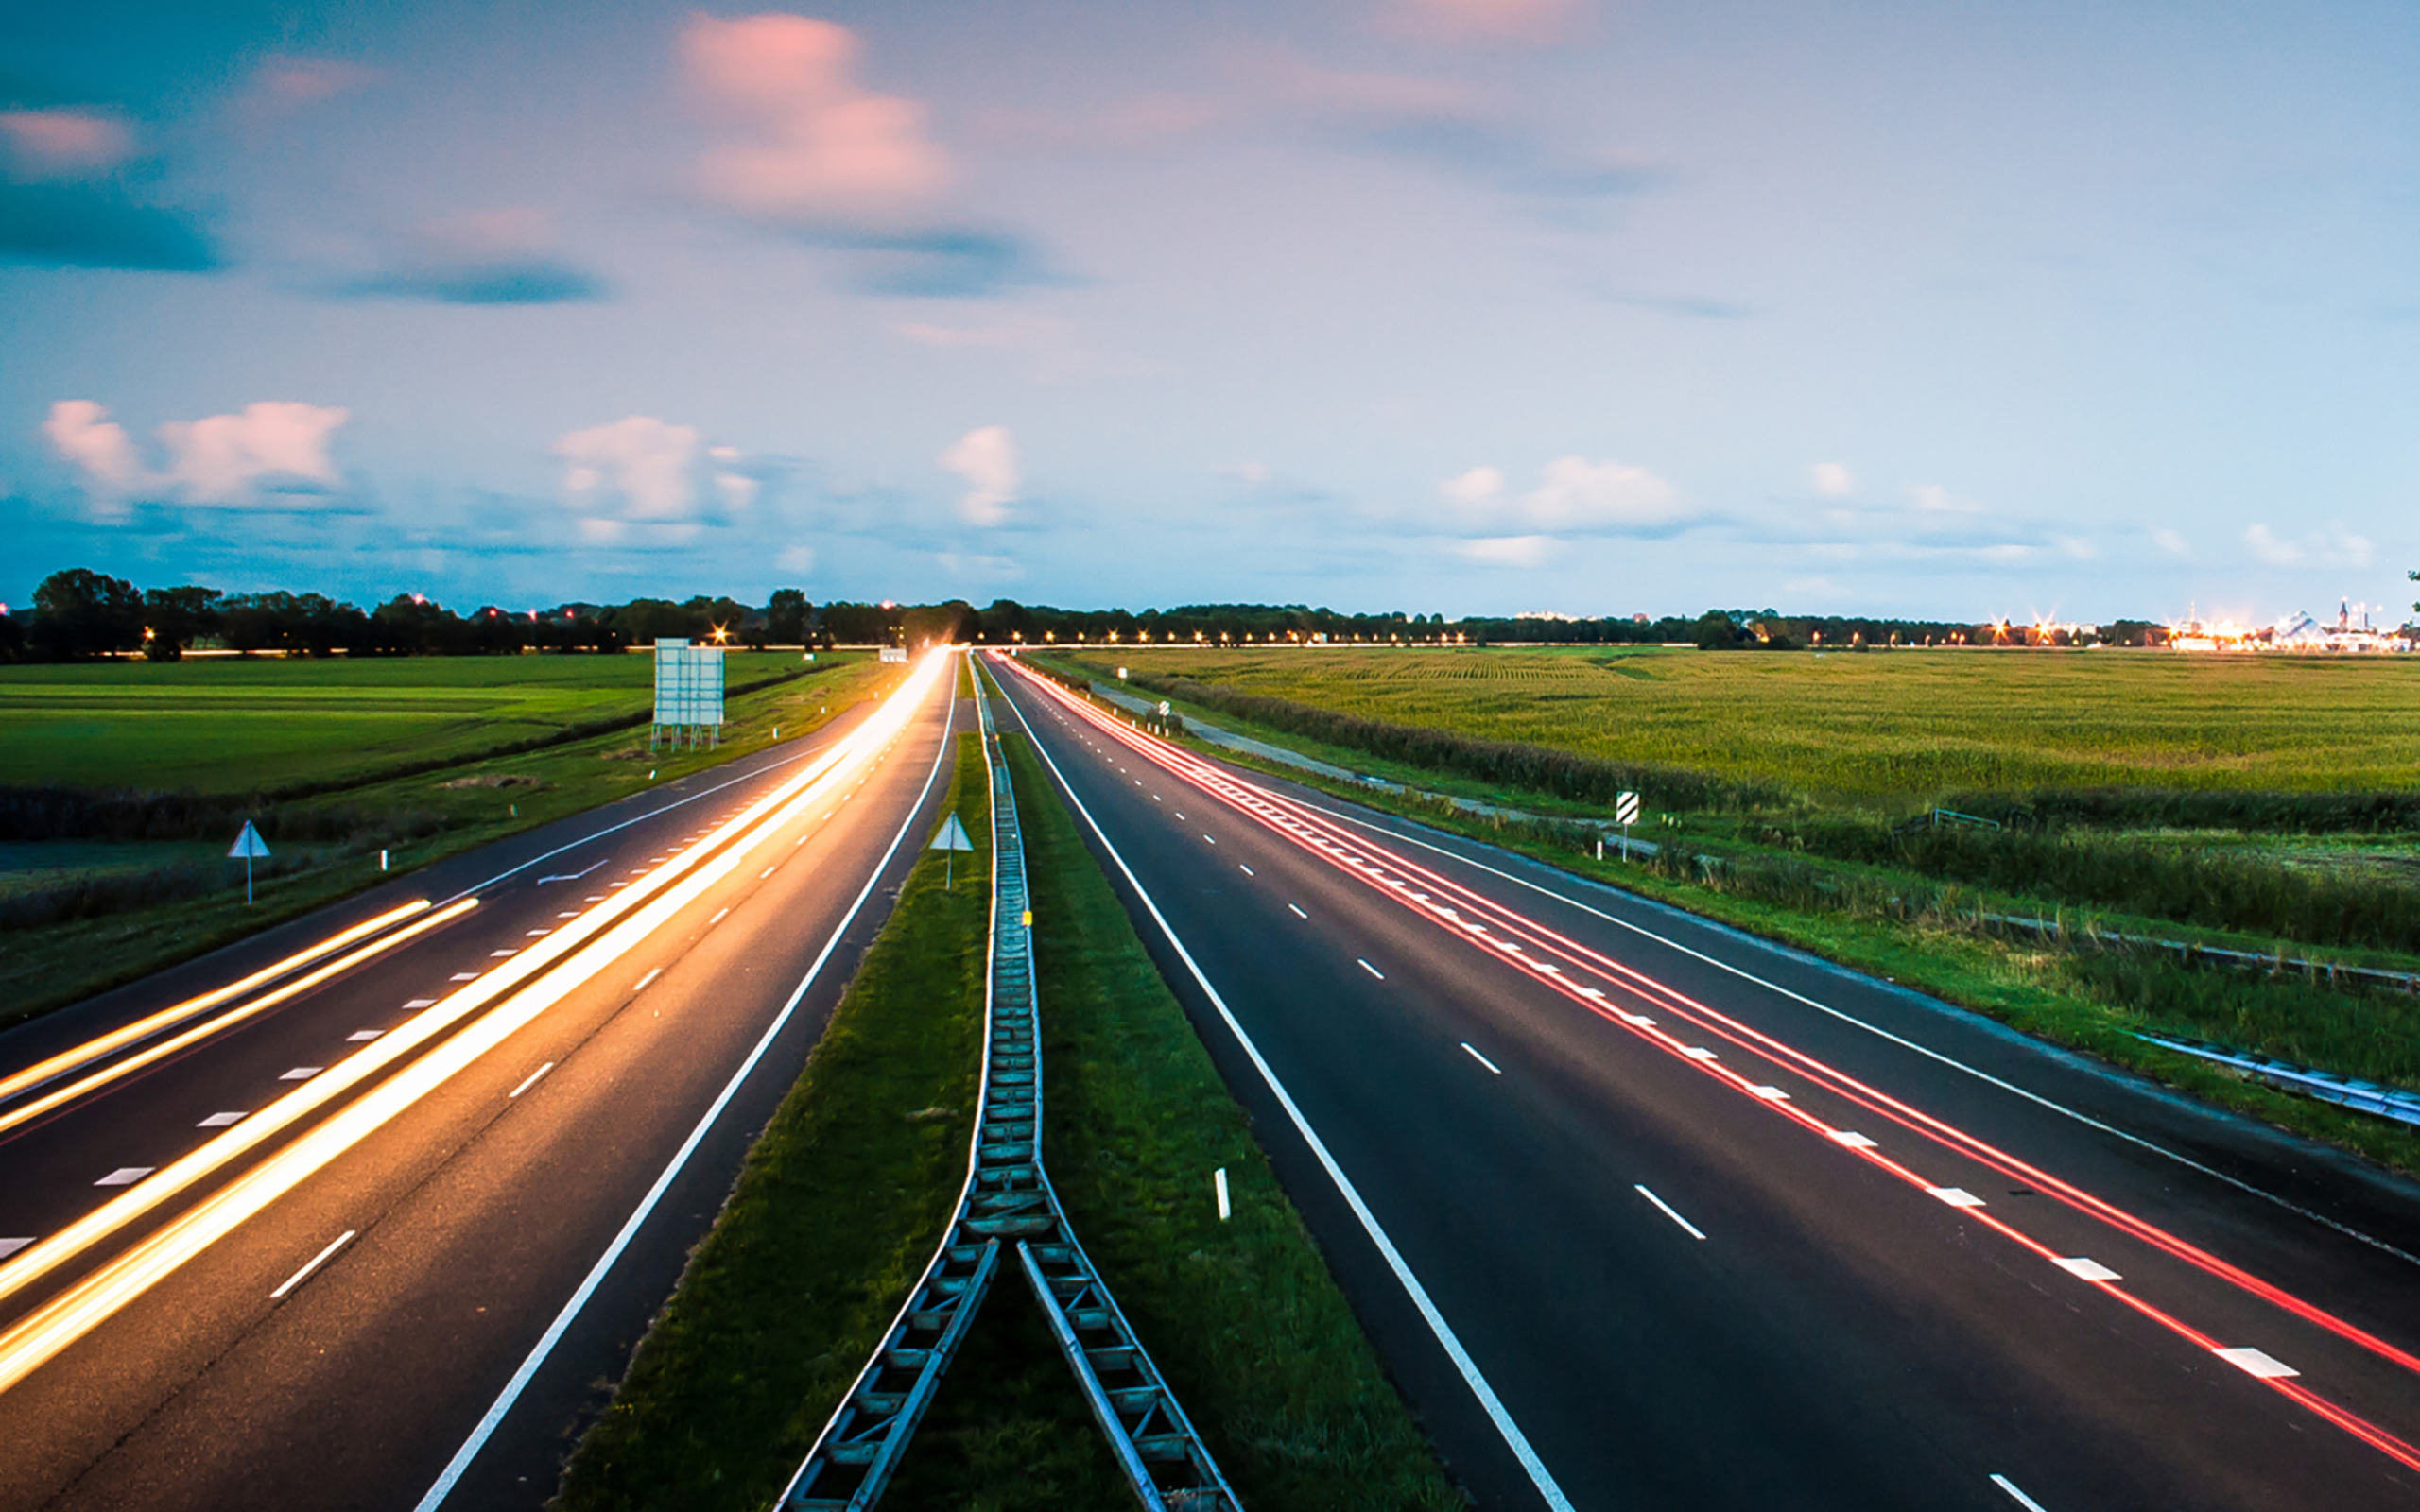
[0,565,2311,664]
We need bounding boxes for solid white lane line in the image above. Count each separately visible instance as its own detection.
[1303,797,2420,1268]
[1634,1185,1707,1241]
[95,1169,151,1187]
[412,678,961,1512]
[1011,690,1575,1512]
[2054,1256,2121,1281]
[280,1067,321,1081]
[509,1063,556,1099]
[632,968,662,992]
[1991,1473,2050,1511]
[1357,958,1385,981]
[1461,1043,1503,1075]
[198,1112,245,1127]
[1288,903,1307,919]
[269,1229,356,1299]
[710,908,731,924]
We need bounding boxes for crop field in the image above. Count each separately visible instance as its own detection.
[1101,646,2420,801]
[0,652,817,796]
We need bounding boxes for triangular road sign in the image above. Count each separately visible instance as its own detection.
[928,815,975,852]
[227,821,272,859]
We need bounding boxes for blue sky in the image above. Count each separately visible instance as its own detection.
[4,0,2415,623]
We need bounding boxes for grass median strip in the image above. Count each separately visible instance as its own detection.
[555,713,1461,1510]
[554,732,992,1511]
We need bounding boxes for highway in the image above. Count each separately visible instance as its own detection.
[0,651,964,1512]
[987,651,2420,1512]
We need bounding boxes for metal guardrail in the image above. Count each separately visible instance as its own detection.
[777,656,1237,1512]
[1979,912,2420,996]
[2132,1031,2420,1128]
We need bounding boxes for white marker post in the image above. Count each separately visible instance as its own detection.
[1214,1167,1231,1221]
[929,812,976,888]
[1615,791,1641,862]
[229,820,272,905]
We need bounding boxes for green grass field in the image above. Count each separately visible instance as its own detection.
[1100,646,2420,801]
[0,652,839,796]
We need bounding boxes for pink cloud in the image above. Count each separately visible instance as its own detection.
[45,399,349,507]
[1383,0,1579,43]
[0,110,135,179]
[683,14,951,223]
[257,58,379,104]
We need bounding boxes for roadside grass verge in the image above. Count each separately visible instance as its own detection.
[1039,669,2420,1176]
[554,733,993,1512]
[0,656,896,1031]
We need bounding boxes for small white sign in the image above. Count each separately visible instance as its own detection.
[929,814,976,852]
[228,820,272,859]
[1158,700,1171,717]
[1615,791,1641,826]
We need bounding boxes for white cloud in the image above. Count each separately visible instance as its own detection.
[937,551,1024,580]
[1810,461,1853,496]
[2152,527,2191,558]
[1458,534,1552,568]
[158,402,348,504]
[776,544,816,573]
[2054,535,2097,559]
[1439,465,1504,507]
[43,401,151,506]
[1909,483,1983,514]
[45,399,348,509]
[940,425,1019,526]
[1522,456,1684,530]
[2245,521,2372,569]
[1218,460,1270,485]
[556,416,700,521]
[715,472,760,510]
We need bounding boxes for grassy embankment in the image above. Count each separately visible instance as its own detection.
[555,722,1457,1511]
[1041,647,2420,1173]
[0,652,892,1027]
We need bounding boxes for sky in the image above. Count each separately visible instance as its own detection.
[3,0,2417,624]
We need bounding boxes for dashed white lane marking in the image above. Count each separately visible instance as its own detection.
[609,881,628,889]
[557,912,581,919]
[1461,1043,1503,1075]
[510,1062,557,1099]
[95,1168,152,1186]
[347,1030,383,1042]
[198,1111,246,1127]
[634,967,663,992]
[1357,958,1385,980]
[2214,1346,2299,1379]
[1991,1473,2050,1511]
[1928,1186,1985,1209]
[450,972,479,981]
[404,998,437,1009]
[1681,1046,1718,1061]
[761,866,778,879]
[0,1239,31,1261]
[526,929,551,937]
[1749,1085,1789,1101]
[281,1067,322,1081]
[1175,811,1186,820]
[490,949,518,958]
[1634,1184,1707,1241]
[584,895,606,902]
[1288,903,1308,919]
[1618,1011,1654,1026]
[2054,1256,2121,1282]
[710,907,731,924]
[1151,792,1161,800]
[795,834,808,847]
[1201,834,1217,845]
[1237,864,1253,876]
[269,1228,356,1300]
[1830,1129,1878,1148]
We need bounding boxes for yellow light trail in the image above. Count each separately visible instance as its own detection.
[0,899,434,1108]
[0,899,479,1141]
[0,650,954,1395]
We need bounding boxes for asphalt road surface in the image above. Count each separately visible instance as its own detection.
[988,650,2420,1512]
[0,654,965,1512]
